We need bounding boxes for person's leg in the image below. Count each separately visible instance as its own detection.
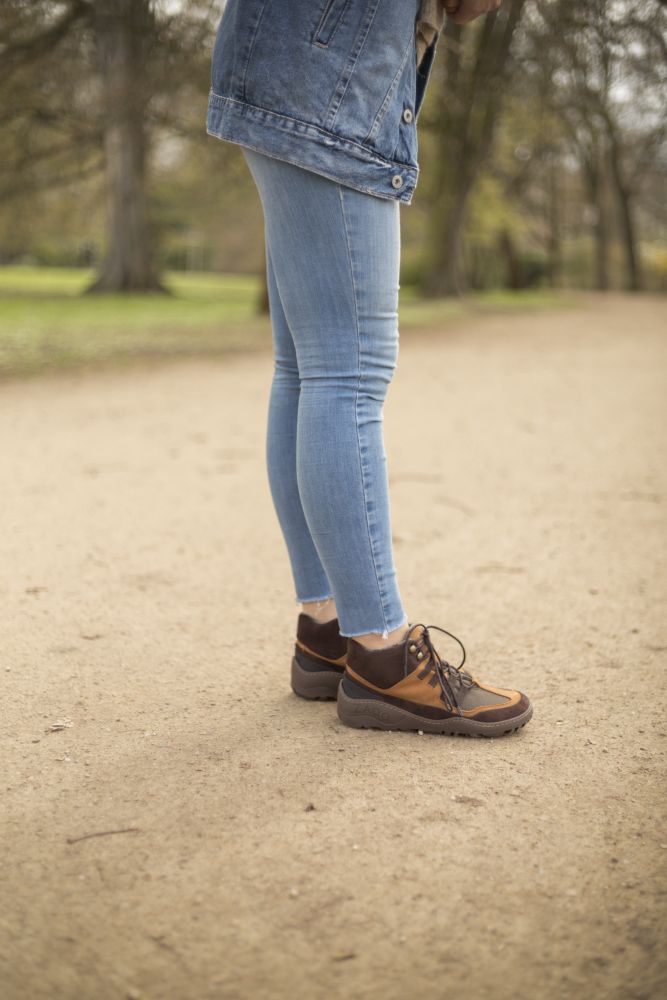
[242,147,409,643]
[263,238,338,623]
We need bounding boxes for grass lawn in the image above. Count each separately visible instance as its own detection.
[0,266,575,378]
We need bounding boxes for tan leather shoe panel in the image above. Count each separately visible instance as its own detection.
[346,659,449,710]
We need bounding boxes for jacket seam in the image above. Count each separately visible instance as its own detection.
[364,26,415,146]
[208,131,405,202]
[240,0,271,103]
[325,0,382,133]
[208,90,418,173]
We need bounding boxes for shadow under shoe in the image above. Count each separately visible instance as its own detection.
[291,613,347,700]
[338,622,533,737]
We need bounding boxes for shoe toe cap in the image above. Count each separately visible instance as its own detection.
[462,687,532,724]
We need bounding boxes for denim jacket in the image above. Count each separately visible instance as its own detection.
[206,0,440,205]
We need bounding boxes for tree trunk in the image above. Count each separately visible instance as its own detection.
[499,229,522,290]
[607,125,641,292]
[547,154,563,289]
[424,173,474,296]
[421,22,466,297]
[592,201,610,292]
[422,1,526,297]
[87,0,164,293]
[584,162,610,291]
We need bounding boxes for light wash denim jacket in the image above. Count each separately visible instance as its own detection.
[206,0,441,205]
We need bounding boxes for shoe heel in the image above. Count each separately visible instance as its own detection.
[291,653,341,701]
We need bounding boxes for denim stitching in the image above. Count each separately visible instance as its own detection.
[325,0,382,132]
[208,91,419,171]
[337,183,391,639]
[217,131,404,203]
[364,27,415,145]
[240,0,271,103]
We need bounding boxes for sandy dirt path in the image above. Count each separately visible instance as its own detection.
[1,295,665,1000]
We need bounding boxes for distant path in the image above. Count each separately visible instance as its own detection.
[1,295,665,1000]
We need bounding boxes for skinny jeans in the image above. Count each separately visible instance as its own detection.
[243,147,408,639]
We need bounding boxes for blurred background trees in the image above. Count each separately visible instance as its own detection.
[0,0,665,298]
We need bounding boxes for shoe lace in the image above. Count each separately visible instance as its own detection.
[406,623,475,713]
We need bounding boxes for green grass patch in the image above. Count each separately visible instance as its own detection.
[0,266,576,378]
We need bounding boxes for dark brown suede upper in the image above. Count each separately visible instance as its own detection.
[346,631,412,688]
[296,613,347,665]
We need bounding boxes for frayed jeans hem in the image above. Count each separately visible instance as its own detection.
[339,616,409,641]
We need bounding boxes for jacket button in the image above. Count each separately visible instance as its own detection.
[391,174,404,189]
[402,107,414,123]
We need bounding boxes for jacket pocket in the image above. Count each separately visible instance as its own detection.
[363,29,415,147]
[312,0,350,47]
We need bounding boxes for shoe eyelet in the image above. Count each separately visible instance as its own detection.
[409,643,417,653]
[417,651,424,659]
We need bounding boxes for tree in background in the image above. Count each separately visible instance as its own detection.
[420,0,527,296]
[1,1,664,297]
[0,0,217,292]
[416,0,666,296]
[87,0,161,292]
[0,1,101,241]
[526,0,667,292]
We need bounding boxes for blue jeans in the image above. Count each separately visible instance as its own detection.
[243,147,408,639]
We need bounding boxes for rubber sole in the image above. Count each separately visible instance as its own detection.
[291,652,344,701]
[337,679,533,738]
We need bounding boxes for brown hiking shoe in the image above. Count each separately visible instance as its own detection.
[291,613,347,700]
[337,623,533,737]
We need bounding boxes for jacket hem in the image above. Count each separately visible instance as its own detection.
[206,91,419,205]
